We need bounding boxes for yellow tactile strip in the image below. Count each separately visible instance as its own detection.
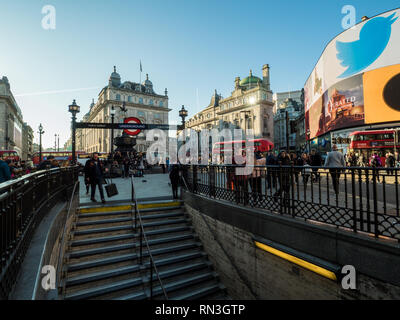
[79,201,182,214]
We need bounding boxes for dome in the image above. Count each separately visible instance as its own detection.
[109,66,121,87]
[239,70,261,87]
[142,73,153,87]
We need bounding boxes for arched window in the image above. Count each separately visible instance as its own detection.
[116,94,121,101]
[139,97,143,104]
[149,99,154,105]
[159,101,164,107]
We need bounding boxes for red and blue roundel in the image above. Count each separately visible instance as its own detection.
[123,117,142,136]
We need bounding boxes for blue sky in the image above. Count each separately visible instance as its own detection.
[0,0,399,148]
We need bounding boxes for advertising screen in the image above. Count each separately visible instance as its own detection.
[305,8,400,139]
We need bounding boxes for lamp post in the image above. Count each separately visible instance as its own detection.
[110,105,116,155]
[54,134,57,152]
[38,124,44,163]
[68,99,80,164]
[179,105,188,130]
[57,134,60,152]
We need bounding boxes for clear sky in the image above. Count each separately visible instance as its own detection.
[0,0,399,148]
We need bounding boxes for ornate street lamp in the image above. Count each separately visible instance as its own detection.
[38,123,44,163]
[179,105,188,130]
[68,99,80,164]
[110,105,116,155]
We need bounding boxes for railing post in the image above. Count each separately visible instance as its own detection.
[150,259,153,300]
[140,223,143,265]
[372,168,379,238]
[351,169,357,233]
[209,165,215,198]
[192,165,198,194]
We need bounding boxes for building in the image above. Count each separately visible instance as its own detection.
[184,65,274,143]
[272,89,304,151]
[79,67,170,154]
[22,123,34,160]
[0,76,26,158]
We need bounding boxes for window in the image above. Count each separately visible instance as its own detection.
[128,96,132,102]
[149,99,154,105]
[138,111,145,118]
[116,94,121,101]
[159,101,164,107]
[154,113,161,119]
[139,98,143,104]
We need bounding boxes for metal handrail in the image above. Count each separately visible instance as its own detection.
[130,175,168,300]
[56,180,80,297]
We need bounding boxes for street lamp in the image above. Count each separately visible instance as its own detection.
[110,105,116,155]
[38,123,44,163]
[68,99,80,164]
[179,105,188,130]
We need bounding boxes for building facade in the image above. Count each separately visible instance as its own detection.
[184,65,274,142]
[22,123,34,160]
[0,76,25,157]
[77,67,170,154]
[273,90,304,151]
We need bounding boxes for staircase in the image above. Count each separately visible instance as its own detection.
[59,199,228,300]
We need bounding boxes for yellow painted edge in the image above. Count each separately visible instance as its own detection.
[138,201,181,209]
[79,201,181,213]
[254,241,337,281]
[80,205,132,214]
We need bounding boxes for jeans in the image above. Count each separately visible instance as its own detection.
[91,180,105,200]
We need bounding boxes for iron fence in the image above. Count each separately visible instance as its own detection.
[182,165,400,242]
[0,167,79,299]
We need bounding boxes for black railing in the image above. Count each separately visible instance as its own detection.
[0,167,79,299]
[182,165,400,242]
[130,176,168,300]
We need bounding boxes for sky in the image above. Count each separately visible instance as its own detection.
[0,0,399,148]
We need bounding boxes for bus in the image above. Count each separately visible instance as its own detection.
[32,151,85,165]
[77,152,108,165]
[349,129,400,166]
[0,150,20,162]
[212,138,274,157]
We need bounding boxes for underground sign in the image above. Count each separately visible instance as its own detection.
[123,117,142,136]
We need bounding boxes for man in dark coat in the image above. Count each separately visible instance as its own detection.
[87,153,107,203]
[0,159,11,183]
[169,165,180,199]
[273,150,292,200]
[309,149,322,182]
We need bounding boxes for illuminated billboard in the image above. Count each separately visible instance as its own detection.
[305,8,400,139]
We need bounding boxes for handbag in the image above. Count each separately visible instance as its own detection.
[105,177,118,198]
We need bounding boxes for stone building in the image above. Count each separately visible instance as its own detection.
[22,123,34,160]
[184,65,274,142]
[0,76,25,157]
[273,90,304,151]
[78,67,170,154]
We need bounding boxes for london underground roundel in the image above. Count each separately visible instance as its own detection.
[123,117,142,136]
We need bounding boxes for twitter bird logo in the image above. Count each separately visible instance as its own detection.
[336,12,398,78]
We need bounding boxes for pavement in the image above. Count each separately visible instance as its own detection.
[79,173,173,205]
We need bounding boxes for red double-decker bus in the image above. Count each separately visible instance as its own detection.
[32,151,85,165]
[212,138,274,155]
[349,129,400,166]
[0,150,20,162]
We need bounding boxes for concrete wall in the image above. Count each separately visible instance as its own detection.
[184,192,400,299]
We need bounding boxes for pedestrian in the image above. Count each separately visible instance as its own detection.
[386,152,395,175]
[300,153,312,185]
[266,151,277,189]
[370,153,382,182]
[83,158,92,194]
[123,157,130,178]
[324,144,346,194]
[273,150,291,201]
[250,151,265,202]
[309,149,322,182]
[88,152,107,203]
[0,159,11,183]
[169,164,180,199]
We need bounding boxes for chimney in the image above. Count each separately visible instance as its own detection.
[262,64,270,90]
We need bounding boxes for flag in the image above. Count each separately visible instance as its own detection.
[140,61,142,72]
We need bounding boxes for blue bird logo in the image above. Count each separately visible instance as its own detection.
[336,12,398,78]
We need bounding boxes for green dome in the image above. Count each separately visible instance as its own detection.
[239,70,261,86]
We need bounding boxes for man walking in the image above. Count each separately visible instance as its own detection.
[169,165,180,199]
[324,144,346,194]
[88,153,107,203]
[309,149,322,182]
